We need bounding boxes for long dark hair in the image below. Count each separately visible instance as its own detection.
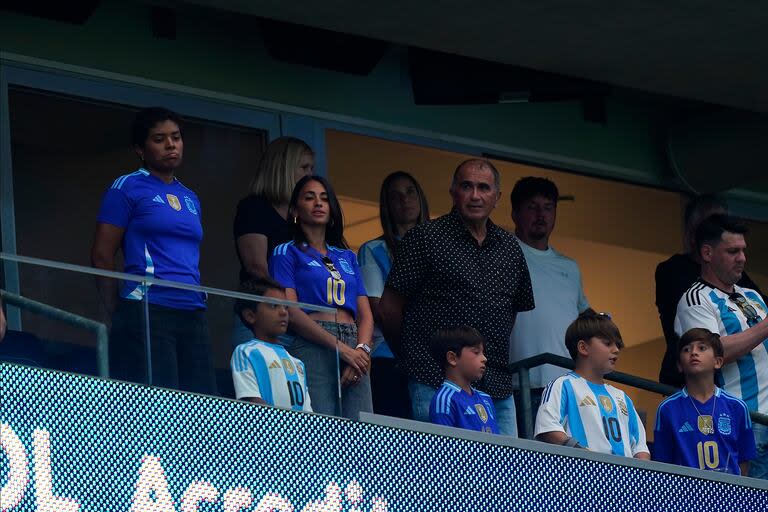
[289,175,348,249]
[379,171,430,257]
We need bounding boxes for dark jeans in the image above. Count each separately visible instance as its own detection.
[109,299,217,395]
[370,357,411,419]
[514,387,545,439]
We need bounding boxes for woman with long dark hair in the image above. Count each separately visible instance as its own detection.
[269,175,373,419]
[358,171,430,417]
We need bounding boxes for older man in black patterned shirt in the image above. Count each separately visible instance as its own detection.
[378,158,534,436]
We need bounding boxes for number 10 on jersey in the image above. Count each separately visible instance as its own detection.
[326,277,346,306]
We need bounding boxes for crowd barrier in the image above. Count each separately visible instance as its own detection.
[1,363,767,511]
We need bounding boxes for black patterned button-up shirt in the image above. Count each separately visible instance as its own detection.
[386,208,535,399]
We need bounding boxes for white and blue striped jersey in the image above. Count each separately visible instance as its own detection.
[674,280,768,414]
[535,372,649,457]
[231,339,312,412]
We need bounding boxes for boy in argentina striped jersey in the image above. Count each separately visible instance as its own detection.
[535,312,650,459]
[231,278,312,411]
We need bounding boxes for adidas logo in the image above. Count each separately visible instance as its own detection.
[579,396,597,407]
[153,195,165,204]
[464,406,476,416]
[678,422,695,433]
[308,261,322,267]
[268,360,281,370]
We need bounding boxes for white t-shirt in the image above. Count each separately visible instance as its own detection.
[535,372,649,457]
[231,338,313,412]
[509,241,589,388]
[675,279,768,414]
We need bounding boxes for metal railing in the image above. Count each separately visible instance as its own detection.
[0,289,110,377]
[511,352,768,439]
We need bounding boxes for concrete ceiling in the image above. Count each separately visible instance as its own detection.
[184,1,768,113]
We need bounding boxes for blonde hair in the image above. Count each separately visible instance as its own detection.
[249,136,314,204]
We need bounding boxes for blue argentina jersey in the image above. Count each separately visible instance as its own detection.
[429,380,499,434]
[654,387,755,475]
[96,168,205,310]
[231,338,312,411]
[675,280,768,413]
[358,238,394,358]
[535,372,649,457]
[269,242,367,318]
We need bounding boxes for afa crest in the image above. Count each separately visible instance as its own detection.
[474,404,489,423]
[338,258,354,275]
[718,415,732,435]
[166,194,182,211]
[184,195,198,215]
[617,397,628,416]
[281,358,295,375]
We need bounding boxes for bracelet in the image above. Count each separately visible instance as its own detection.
[355,343,372,355]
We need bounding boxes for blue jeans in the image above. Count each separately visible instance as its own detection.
[408,379,518,437]
[750,423,768,479]
[289,321,372,421]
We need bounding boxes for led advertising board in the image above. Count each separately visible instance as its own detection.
[1,363,767,511]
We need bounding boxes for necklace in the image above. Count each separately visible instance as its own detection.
[688,390,717,435]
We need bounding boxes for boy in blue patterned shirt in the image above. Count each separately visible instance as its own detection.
[428,326,499,434]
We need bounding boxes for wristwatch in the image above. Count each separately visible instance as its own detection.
[355,343,372,355]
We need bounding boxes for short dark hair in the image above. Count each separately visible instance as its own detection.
[694,213,748,253]
[131,107,183,148]
[428,326,485,370]
[678,328,724,359]
[510,177,559,212]
[564,311,624,360]
[234,277,286,326]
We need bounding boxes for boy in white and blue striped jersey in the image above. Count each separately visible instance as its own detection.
[535,312,650,459]
[231,278,312,412]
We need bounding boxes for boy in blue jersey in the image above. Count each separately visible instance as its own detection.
[428,326,499,434]
[654,328,755,475]
[535,312,650,459]
[231,278,312,411]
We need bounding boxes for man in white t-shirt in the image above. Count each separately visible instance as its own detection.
[674,214,768,478]
[508,177,591,437]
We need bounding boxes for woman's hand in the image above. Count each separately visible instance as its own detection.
[339,343,370,374]
[340,365,362,388]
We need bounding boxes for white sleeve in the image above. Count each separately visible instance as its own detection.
[358,243,386,298]
[534,379,567,437]
[231,351,263,401]
[674,293,720,337]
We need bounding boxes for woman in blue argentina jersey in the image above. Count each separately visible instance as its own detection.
[269,175,374,420]
[91,107,216,394]
[358,171,430,418]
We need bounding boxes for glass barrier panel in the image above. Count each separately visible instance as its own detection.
[0,260,129,381]
[0,254,351,420]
